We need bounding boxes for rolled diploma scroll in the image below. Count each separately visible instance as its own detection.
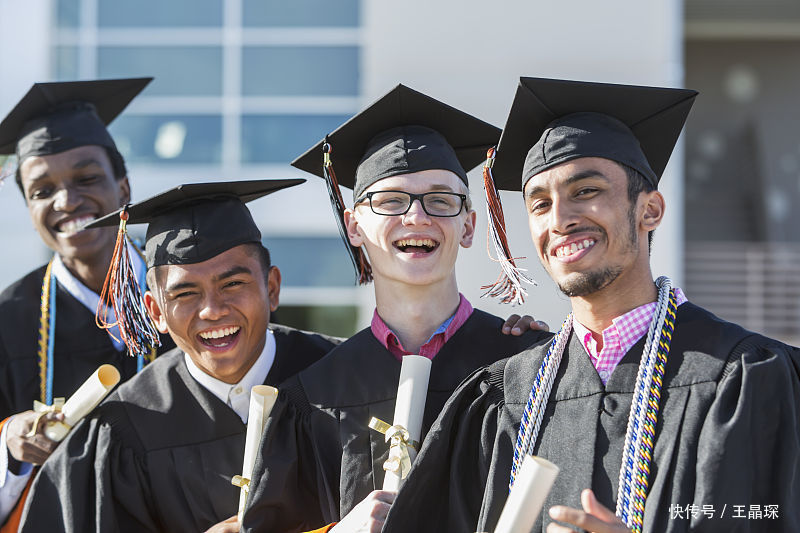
[382,355,432,491]
[237,385,278,522]
[493,455,559,533]
[44,364,121,442]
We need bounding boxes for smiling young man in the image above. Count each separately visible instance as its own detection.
[0,78,179,530]
[18,180,341,533]
[240,85,552,533]
[382,78,800,533]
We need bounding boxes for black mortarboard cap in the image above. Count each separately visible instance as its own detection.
[290,84,500,285]
[492,77,698,191]
[88,179,304,268]
[0,78,152,165]
[291,84,500,199]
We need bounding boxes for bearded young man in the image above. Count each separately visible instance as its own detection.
[241,85,552,533]
[382,78,800,533]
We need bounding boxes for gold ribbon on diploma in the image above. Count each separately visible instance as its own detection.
[231,475,250,492]
[369,417,420,480]
[27,398,65,437]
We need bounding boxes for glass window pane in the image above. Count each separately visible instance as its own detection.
[273,305,358,338]
[98,0,222,27]
[56,0,80,28]
[243,0,359,27]
[263,237,355,287]
[52,46,79,80]
[242,46,358,96]
[241,114,350,164]
[109,115,222,165]
[97,47,223,96]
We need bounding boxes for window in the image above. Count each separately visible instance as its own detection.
[263,236,355,287]
[110,115,223,165]
[241,114,350,164]
[242,46,359,96]
[98,0,223,27]
[243,0,359,27]
[98,47,223,96]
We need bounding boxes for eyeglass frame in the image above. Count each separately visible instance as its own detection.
[354,190,468,217]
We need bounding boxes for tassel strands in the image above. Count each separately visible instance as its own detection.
[96,209,161,359]
[480,148,534,305]
[322,140,372,284]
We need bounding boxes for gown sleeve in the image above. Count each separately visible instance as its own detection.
[382,364,508,533]
[19,402,162,533]
[691,336,800,532]
[241,379,329,533]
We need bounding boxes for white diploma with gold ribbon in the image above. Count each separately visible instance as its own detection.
[369,354,432,491]
[231,385,278,523]
[493,455,559,533]
[36,364,121,442]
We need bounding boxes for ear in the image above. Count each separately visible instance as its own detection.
[343,208,364,247]
[117,176,131,206]
[266,265,281,312]
[640,190,665,232]
[459,209,477,248]
[144,290,169,334]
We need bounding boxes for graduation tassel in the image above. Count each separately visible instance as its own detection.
[480,147,535,305]
[322,140,372,284]
[96,209,161,359]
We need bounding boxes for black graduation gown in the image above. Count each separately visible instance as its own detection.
[0,265,175,420]
[382,302,800,533]
[18,324,338,533]
[241,309,551,532]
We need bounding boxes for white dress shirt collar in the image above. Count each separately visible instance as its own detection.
[183,329,276,423]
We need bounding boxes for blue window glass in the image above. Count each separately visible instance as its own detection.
[242,46,358,96]
[109,115,222,165]
[243,0,359,27]
[52,46,79,80]
[241,114,350,164]
[55,0,80,28]
[263,237,355,287]
[98,46,223,96]
[98,0,222,27]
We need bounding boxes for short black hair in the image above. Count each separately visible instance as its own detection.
[622,163,656,250]
[15,145,127,195]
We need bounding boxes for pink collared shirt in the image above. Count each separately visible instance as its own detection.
[573,288,687,384]
[371,294,474,361]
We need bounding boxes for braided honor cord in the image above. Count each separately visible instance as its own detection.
[508,276,678,533]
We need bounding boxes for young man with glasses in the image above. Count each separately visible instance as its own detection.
[241,85,552,533]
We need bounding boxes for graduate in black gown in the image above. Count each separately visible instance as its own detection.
[19,180,341,533]
[241,85,552,533]
[0,79,176,529]
[382,78,800,533]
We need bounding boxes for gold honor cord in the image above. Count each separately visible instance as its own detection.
[369,417,420,480]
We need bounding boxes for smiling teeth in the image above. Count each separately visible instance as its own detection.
[199,326,240,339]
[556,239,596,258]
[396,238,436,248]
[59,215,96,236]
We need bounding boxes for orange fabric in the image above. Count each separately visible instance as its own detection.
[0,474,34,533]
[0,416,36,533]
[305,523,337,533]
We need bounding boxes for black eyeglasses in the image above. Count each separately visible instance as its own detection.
[355,190,467,217]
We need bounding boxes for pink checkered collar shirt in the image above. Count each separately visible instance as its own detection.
[572,287,687,384]
[371,293,474,361]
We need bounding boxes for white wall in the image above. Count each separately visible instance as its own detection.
[362,0,686,326]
